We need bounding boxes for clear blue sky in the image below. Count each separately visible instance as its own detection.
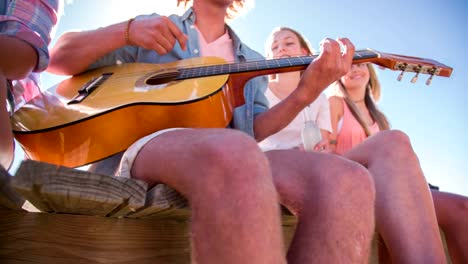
[11,0,468,196]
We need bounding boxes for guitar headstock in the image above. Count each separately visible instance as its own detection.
[354,49,453,85]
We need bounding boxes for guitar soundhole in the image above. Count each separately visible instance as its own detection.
[146,70,180,85]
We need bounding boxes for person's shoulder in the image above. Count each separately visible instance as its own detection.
[328,95,343,103]
[328,95,344,111]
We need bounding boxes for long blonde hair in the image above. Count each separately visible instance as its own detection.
[177,0,249,20]
[336,63,390,132]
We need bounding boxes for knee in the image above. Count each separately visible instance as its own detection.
[197,129,267,172]
[451,196,468,222]
[368,130,423,174]
[193,129,273,193]
[337,161,376,203]
[435,193,468,231]
[316,157,376,207]
[299,158,376,224]
[375,130,414,156]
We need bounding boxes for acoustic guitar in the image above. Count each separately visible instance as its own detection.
[11,49,453,167]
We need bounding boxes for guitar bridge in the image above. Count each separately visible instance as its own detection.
[68,72,113,105]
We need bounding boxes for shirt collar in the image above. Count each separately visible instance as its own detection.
[181,7,246,61]
[181,7,196,24]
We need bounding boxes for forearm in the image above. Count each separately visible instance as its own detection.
[254,77,325,141]
[0,75,14,169]
[0,36,37,80]
[48,21,128,75]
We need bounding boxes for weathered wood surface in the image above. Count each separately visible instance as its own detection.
[0,166,24,210]
[0,160,451,263]
[0,208,297,264]
[12,160,148,217]
[0,209,192,264]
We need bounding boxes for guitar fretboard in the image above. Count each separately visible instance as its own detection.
[177,49,380,80]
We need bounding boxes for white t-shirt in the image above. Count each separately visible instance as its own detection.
[259,88,331,151]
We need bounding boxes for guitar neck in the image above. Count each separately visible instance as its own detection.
[169,48,452,107]
[177,49,381,81]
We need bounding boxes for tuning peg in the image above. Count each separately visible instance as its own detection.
[411,72,420,83]
[425,67,438,86]
[410,65,422,83]
[397,71,405,81]
[426,74,434,85]
[396,63,408,82]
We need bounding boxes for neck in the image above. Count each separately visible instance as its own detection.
[269,72,301,100]
[192,1,228,42]
[344,85,367,103]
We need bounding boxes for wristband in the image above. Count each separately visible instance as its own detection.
[124,18,135,45]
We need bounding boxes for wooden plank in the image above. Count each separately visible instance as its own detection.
[0,209,298,264]
[0,209,191,264]
[11,160,148,217]
[128,184,189,219]
[0,166,24,210]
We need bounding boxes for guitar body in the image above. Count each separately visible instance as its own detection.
[11,57,234,167]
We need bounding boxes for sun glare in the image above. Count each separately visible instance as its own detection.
[106,1,184,22]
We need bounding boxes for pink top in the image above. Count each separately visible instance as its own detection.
[335,99,380,155]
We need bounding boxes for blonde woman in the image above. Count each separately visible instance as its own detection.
[259,27,331,152]
[329,62,468,264]
[261,25,447,263]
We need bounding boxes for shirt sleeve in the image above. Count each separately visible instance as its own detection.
[0,0,61,72]
[252,75,269,116]
[88,46,140,70]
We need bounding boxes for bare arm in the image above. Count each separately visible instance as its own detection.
[48,16,188,76]
[253,38,354,141]
[0,75,14,169]
[0,36,40,169]
[0,36,37,80]
[48,22,128,75]
[328,95,344,152]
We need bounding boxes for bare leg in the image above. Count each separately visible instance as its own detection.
[377,234,392,264]
[131,128,286,264]
[344,130,446,263]
[266,150,375,263]
[432,190,468,264]
[0,36,38,169]
[0,75,14,169]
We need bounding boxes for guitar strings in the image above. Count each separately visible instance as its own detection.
[69,55,318,87]
[65,50,382,88]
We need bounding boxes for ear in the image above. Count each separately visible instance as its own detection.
[301,47,309,55]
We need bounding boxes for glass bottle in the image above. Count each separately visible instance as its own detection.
[301,107,321,152]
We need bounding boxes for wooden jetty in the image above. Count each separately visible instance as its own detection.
[0,160,450,263]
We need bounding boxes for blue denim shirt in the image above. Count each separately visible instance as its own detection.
[90,8,269,137]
